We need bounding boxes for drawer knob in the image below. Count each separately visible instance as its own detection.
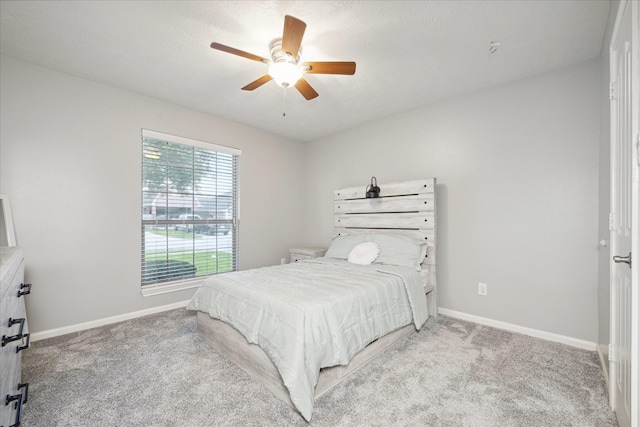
[16,333,30,353]
[2,318,26,347]
[18,283,31,297]
[5,382,29,427]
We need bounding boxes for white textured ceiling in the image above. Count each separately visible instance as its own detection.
[0,1,610,142]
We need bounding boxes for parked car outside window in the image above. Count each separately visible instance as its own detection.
[174,214,230,235]
[174,214,202,232]
[205,223,230,235]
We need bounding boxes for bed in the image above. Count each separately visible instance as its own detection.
[187,178,437,421]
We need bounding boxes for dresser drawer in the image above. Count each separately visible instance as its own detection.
[290,253,312,263]
[0,254,28,427]
[289,247,327,263]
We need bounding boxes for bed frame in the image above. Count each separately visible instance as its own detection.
[196,178,437,414]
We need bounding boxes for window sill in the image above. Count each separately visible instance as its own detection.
[141,278,203,297]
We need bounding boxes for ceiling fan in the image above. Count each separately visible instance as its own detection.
[211,15,356,100]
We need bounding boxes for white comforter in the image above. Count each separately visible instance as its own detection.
[186,257,429,421]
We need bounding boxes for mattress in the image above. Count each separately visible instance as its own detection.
[186,257,429,421]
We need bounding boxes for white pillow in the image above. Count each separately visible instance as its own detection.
[348,242,380,265]
[366,233,427,271]
[325,234,368,259]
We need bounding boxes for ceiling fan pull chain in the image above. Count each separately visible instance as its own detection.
[282,87,287,117]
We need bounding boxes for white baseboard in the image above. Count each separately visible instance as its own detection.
[31,302,598,352]
[438,308,596,351]
[31,300,190,342]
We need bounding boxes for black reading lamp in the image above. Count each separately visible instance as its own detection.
[365,177,380,198]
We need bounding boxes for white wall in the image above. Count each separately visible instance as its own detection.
[0,53,605,344]
[0,56,305,333]
[303,59,601,342]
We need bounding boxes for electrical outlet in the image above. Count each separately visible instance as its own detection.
[280,258,287,265]
[478,282,488,296]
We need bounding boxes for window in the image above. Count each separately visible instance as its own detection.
[141,129,240,295]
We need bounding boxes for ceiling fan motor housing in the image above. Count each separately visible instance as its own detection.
[270,38,301,64]
[268,38,304,87]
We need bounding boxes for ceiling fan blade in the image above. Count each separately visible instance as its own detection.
[242,74,273,91]
[210,42,269,63]
[294,78,319,100]
[281,15,306,58]
[303,61,356,75]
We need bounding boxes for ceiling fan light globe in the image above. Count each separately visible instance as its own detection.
[268,61,303,88]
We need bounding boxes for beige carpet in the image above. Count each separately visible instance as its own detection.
[21,308,617,426]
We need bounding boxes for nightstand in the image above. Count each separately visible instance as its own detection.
[289,247,327,263]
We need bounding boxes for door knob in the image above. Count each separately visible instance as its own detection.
[613,252,632,267]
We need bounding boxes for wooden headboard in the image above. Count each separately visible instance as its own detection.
[333,178,437,316]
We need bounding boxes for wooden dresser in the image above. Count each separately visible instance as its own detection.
[0,247,30,427]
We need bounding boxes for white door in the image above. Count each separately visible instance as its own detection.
[609,1,639,426]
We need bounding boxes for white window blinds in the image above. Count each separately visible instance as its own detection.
[141,129,240,294]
